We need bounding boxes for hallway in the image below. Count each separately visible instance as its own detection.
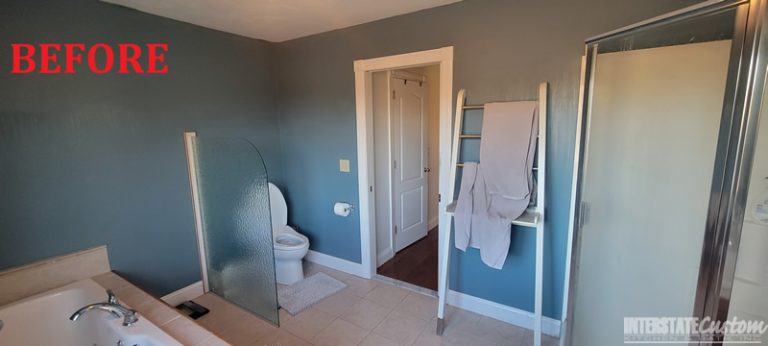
[378,228,438,291]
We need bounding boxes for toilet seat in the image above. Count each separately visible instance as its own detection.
[273,225,308,251]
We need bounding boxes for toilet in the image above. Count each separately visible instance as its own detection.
[268,182,310,285]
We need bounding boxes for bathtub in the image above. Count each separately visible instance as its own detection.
[0,278,182,346]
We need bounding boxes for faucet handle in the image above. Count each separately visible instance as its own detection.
[106,289,118,304]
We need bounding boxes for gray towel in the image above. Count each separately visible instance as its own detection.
[454,163,513,269]
[454,162,478,251]
[480,101,538,220]
[453,101,538,269]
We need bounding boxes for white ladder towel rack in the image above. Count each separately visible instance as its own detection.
[436,82,547,346]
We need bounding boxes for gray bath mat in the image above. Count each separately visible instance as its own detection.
[278,272,347,315]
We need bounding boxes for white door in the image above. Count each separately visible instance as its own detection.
[391,76,429,252]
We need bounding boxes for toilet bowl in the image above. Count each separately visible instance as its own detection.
[268,183,310,285]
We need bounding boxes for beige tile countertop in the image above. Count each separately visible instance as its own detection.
[92,271,230,346]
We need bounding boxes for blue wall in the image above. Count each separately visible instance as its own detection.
[275,0,698,319]
[0,0,282,296]
[0,0,699,309]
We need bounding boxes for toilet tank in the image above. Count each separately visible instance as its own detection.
[268,183,288,225]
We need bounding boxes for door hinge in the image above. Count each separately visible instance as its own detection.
[392,90,395,100]
[578,201,590,228]
[393,160,397,169]
[369,186,373,192]
[394,225,398,234]
[438,194,441,203]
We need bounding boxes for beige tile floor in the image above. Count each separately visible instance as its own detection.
[193,262,559,346]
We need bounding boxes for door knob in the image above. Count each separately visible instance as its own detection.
[424,167,431,173]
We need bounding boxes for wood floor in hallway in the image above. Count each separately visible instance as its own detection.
[377,227,438,291]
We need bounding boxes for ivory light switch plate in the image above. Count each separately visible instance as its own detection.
[339,159,350,172]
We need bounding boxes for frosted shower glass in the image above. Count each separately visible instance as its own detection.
[192,136,278,325]
[571,16,735,344]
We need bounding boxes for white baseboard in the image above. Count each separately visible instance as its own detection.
[161,281,204,307]
[428,216,438,230]
[376,248,394,267]
[306,250,367,278]
[447,289,561,337]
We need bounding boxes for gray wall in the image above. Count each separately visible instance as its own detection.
[0,0,282,296]
[274,0,699,318]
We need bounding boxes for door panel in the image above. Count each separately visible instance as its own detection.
[392,77,429,252]
[401,187,424,229]
[400,94,424,182]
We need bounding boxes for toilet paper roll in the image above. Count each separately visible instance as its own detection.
[334,202,352,217]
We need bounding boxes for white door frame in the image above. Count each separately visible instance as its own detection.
[353,46,454,279]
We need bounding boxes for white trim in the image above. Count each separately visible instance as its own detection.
[377,248,394,267]
[446,290,561,338]
[305,250,367,278]
[428,216,438,230]
[560,55,588,346]
[533,82,548,346]
[353,46,454,280]
[161,281,204,307]
[183,132,209,293]
[374,274,437,297]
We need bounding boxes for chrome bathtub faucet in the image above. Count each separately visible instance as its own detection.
[69,289,138,327]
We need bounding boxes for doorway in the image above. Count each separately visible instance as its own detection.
[352,47,453,293]
[371,66,441,290]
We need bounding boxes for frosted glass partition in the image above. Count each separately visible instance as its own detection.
[191,136,278,325]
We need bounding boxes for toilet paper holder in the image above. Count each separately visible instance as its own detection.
[333,202,355,217]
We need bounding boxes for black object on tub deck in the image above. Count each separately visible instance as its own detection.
[175,301,210,320]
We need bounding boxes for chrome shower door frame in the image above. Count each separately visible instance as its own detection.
[564,0,768,344]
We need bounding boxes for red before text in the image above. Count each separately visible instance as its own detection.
[10,43,168,74]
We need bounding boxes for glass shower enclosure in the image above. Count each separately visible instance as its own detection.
[565,0,768,344]
[183,132,279,325]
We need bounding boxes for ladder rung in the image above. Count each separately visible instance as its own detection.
[457,163,538,170]
[460,134,540,139]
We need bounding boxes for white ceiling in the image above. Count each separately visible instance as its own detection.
[102,0,461,42]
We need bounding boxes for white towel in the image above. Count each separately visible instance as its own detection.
[480,101,538,220]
